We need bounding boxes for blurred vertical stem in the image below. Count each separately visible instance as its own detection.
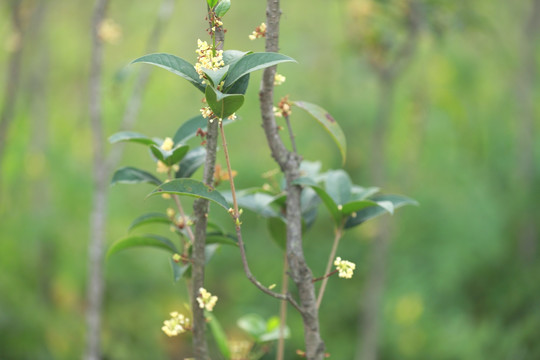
[191,5,224,358]
[515,0,540,263]
[276,252,289,360]
[259,0,326,358]
[86,1,110,359]
[316,223,344,309]
[0,0,24,180]
[357,3,420,360]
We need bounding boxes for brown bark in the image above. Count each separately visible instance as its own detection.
[86,1,110,359]
[259,0,325,358]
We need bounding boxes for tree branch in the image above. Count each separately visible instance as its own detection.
[259,0,325,358]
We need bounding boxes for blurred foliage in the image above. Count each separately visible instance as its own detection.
[0,0,539,359]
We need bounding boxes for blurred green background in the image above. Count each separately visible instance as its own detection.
[1,0,539,359]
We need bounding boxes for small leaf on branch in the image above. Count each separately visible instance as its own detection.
[108,131,158,146]
[111,167,162,186]
[205,85,244,119]
[147,178,230,210]
[214,0,231,17]
[344,195,418,229]
[176,147,206,178]
[132,53,205,93]
[107,234,179,258]
[293,101,347,164]
[128,212,172,231]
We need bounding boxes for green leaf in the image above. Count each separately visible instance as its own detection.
[207,0,219,8]
[111,167,162,186]
[107,234,179,258]
[234,192,279,218]
[260,317,290,342]
[132,53,204,93]
[176,147,206,178]
[223,50,249,66]
[267,217,286,250]
[238,314,267,340]
[224,52,296,90]
[108,131,158,146]
[205,85,245,119]
[150,144,190,166]
[173,115,235,144]
[325,170,352,206]
[293,177,341,225]
[129,212,171,231]
[207,312,231,359]
[147,178,230,210]
[170,259,189,282]
[201,65,229,87]
[345,194,418,229]
[350,185,380,201]
[224,74,250,95]
[214,0,231,17]
[293,101,347,164]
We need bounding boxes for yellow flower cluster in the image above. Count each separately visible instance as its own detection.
[98,18,122,44]
[273,96,292,118]
[334,257,356,279]
[161,311,190,337]
[248,22,267,40]
[196,287,218,312]
[156,137,180,174]
[274,73,286,86]
[194,39,225,79]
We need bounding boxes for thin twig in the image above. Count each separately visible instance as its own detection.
[312,270,338,283]
[284,115,297,154]
[316,224,344,308]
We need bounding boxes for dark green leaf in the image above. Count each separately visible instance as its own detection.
[224,73,250,95]
[132,53,204,93]
[214,0,231,17]
[206,232,238,247]
[108,131,158,146]
[205,85,244,119]
[293,101,347,164]
[207,312,231,359]
[267,217,286,250]
[224,52,296,90]
[293,177,341,225]
[176,147,206,178]
[150,144,190,166]
[345,194,418,229]
[223,50,249,66]
[170,259,189,282]
[111,167,162,186]
[341,200,381,215]
[107,234,178,258]
[173,115,235,144]
[325,170,352,206]
[147,178,230,210]
[129,212,171,231]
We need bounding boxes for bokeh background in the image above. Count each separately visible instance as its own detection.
[1,0,539,359]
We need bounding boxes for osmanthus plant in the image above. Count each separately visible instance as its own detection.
[107,0,416,358]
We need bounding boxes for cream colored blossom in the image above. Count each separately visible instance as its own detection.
[334,257,356,279]
[166,207,175,218]
[196,287,218,311]
[161,311,190,337]
[161,137,174,151]
[249,22,267,40]
[274,73,286,86]
[98,18,122,44]
[194,39,225,79]
[156,160,169,173]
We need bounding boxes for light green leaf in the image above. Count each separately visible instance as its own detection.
[293,177,341,225]
[223,50,249,66]
[205,85,244,119]
[234,192,279,218]
[132,53,204,93]
[207,0,219,8]
[214,0,231,17]
[147,178,230,210]
[260,316,290,342]
[238,314,267,340]
[206,312,231,359]
[325,170,352,206]
[350,185,380,201]
[201,65,229,87]
[345,194,418,229]
[111,167,162,186]
[129,212,171,231]
[224,52,296,90]
[293,101,347,164]
[108,131,158,146]
[107,234,178,258]
[267,217,286,250]
[176,147,206,178]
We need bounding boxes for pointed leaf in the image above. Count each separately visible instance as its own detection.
[224,73,250,95]
[292,177,341,225]
[107,234,179,258]
[223,50,249,66]
[234,192,279,218]
[206,232,238,247]
[170,259,190,282]
[111,167,162,186]
[201,65,229,87]
[176,147,206,178]
[341,200,380,216]
[108,131,158,146]
[205,85,244,119]
[351,185,380,201]
[147,178,230,210]
[214,0,231,17]
[325,170,352,206]
[207,0,219,7]
[173,115,235,144]
[293,101,347,164]
[151,144,190,166]
[345,194,418,229]
[206,312,231,359]
[224,52,296,90]
[129,212,171,231]
[132,53,204,93]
